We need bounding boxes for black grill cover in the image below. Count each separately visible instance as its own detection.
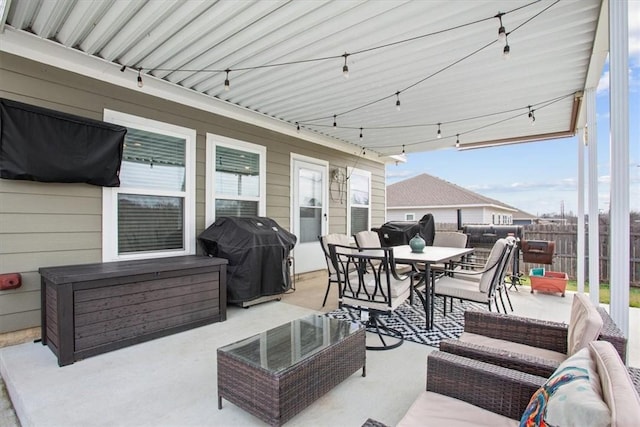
[463,225,524,248]
[374,214,435,247]
[198,217,297,304]
[0,98,126,187]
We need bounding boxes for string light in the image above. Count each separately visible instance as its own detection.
[503,35,511,59]
[359,127,363,140]
[395,92,401,111]
[120,1,550,109]
[497,13,506,41]
[402,145,405,154]
[296,122,300,133]
[437,123,442,139]
[224,69,230,91]
[456,134,460,148]
[333,115,337,127]
[342,53,350,79]
[528,106,536,125]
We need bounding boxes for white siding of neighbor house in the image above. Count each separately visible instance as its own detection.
[387,206,514,226]
[0,52,386,334]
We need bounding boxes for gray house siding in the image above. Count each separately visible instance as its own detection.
[0,52,385,333]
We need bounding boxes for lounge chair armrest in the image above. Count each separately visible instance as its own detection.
[426,351,545,420]
[464,310,568,353]
[439,338,558,378]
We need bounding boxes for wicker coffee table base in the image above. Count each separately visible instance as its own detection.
[218,327,366,426]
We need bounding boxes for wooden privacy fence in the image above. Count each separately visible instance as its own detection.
[436,222,640,285]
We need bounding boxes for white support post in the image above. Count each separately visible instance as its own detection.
[608,0,629,337]
[577,129,586,293]
[586,88,599,306]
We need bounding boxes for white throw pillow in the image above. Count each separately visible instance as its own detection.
[519,346,610,427]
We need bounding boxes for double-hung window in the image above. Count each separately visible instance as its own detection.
[347,168,371,235]
[206,134,266,225]
[102,110,196,261]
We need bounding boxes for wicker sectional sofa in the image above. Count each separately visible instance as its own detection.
[398,342,640,426]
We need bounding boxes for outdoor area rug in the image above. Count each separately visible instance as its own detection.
[325,297,485,348]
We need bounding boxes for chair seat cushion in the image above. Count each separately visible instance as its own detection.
[342,273,411,311]
[397,391,517,427]
[435,277,488,303]
[459,332,568,365]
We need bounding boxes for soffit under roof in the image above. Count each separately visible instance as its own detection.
[1,0,606,161]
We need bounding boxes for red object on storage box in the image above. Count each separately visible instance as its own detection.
[530,271,568,297]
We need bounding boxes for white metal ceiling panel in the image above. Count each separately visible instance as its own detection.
[3,0,605,158]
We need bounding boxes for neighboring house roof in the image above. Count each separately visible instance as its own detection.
[512,208,538,220]
[387,173,525,214]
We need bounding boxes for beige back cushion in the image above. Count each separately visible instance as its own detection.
[478,238,506,293]
[567,293,603,356]
[433,232,468,248]
[322,234,352,274]
[354,230,381,248]
[589,341,640,426]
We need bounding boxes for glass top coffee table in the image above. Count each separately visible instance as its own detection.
[217,315,366,426]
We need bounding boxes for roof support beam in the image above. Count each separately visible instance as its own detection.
[586,87,600,307]
[577,129,586,293]
[608,0,629,339]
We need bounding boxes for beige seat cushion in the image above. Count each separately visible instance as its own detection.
[567,293,604,355]
[342,273,411,311]
[590,341,640,426]
[459,332,568,365]
[434,277,489,304]
[397,391,517,427]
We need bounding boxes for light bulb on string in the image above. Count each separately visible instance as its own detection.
[342,53,350,79]
[395,92,401,111]
[224,69,230,91]
[456,134,460,148]
[437,123,442,139]
[359,127,363,141]
[497,14,506,41]
[402,145,405,154]
[528,106,536,125]
[137,69,143,88]
[296,122,300,133]
[503,36,510,59]
[333,115,337,127]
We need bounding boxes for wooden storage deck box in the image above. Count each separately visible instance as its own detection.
[40,255,227,366]
[530,271,568,297]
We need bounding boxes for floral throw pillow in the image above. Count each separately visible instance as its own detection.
[519,347,610,427]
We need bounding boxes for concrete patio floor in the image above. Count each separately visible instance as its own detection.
[1,274,638,427]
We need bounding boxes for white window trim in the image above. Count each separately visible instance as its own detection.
[347,167,372,236]
[102,109,196,262]
[405,213,415,221]
[206,133,266,227]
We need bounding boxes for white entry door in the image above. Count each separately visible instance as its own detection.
[291,155,328,273]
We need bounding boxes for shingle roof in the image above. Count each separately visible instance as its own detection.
[387,173,520,212]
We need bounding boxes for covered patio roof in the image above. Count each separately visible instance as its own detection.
[0,0,631,337]
[0,0,607,161]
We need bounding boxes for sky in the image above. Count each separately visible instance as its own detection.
[386,1,640,217]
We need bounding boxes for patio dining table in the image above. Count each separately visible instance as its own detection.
[392,245,475,329]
